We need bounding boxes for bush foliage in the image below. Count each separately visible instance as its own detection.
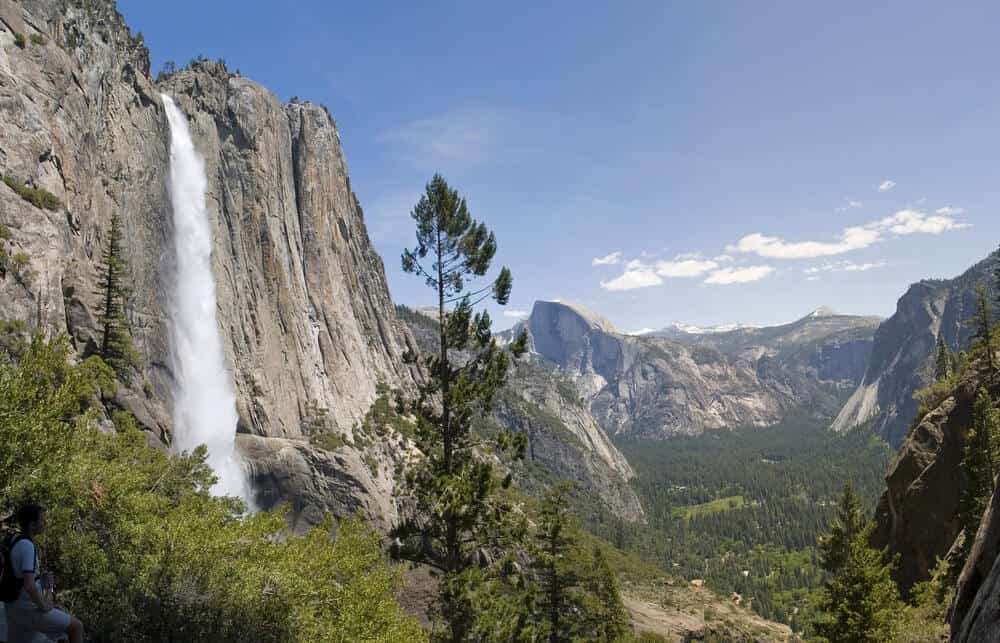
[0,333,425,642]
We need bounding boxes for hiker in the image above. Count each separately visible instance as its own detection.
[3,505,83,643]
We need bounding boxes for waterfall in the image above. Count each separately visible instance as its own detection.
[161,94,253,505]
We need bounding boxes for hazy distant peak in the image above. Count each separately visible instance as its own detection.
[667,321,758,335]
[809,306,837,318]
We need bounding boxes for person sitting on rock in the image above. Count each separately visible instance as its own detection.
[3,504,84,643]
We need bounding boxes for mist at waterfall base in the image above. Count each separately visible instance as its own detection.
[162,94,254,506]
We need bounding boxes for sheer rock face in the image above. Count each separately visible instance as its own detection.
[0,0,417,530]
[870,381,976,595]
[157,65,417,439]
[523,300,875,439]
[952,470,1000,642]
[0,0,173,438]
[833,255,995,447]
[494,363,644,522]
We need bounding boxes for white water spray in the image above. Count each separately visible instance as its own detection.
[162,94,253,504]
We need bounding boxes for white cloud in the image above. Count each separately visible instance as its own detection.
[804,261,887,274]
[727,227,880,259]
[730,208,968,260]
[704,265,775,285]
[874,209,969,235]
[713,254,735,263]
[599,265,663,291]
[626,328,656,336]
[592,251,622,266]
[654,258,719,277]
[878,180,896,192]
[935,206,966,216]
[599,254,720,291]
[503,310,529,319]
[377,109,503,166]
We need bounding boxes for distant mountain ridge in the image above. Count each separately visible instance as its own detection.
[511,300,879,439]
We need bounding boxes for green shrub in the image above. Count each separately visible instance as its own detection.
[0,334,426,642]
[30,33,47,46]
[314,431,351,452]
[2,175,61,210]
[13,32,25,48]
[10,251,33,286]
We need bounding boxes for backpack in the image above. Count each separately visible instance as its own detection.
[0,533,30,603]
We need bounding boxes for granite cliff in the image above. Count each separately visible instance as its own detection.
[833,255,995,447]
[0,0,418,531]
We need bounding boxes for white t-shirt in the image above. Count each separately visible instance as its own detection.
[9,538,40,604]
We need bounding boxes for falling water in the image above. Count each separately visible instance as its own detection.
[162,94,253,504]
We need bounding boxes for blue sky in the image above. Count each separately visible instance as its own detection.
[119,1,1000,332]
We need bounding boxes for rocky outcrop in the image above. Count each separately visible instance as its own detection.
[833,255,996,447]
[523,300,875,439]
[871,378,981,594]
[494,361,644,521]
[951,479,1000,641]
[0,0,417,530]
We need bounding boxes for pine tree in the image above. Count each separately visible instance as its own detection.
[527,483,629,642]
[391,175,528,643]
[583,546,630,642]
[934,333,952,381]
[994,243,1000,310]
[958,388,1000,558]
[812,483,903,643]
[534,483,578,643]
[973,285,995,374]
[95,213,139,381]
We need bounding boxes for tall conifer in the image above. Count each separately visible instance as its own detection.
[95,213,139,381]
[813,483,903,642]
[392,174,528,642]
[934,333,952,381]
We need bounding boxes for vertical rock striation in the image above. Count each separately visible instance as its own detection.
[833,255,995,447]
[0,0,417,530]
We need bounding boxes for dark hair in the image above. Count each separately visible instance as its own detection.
[15,504,44,531]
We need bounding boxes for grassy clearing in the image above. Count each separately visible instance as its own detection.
[672,495,747,520]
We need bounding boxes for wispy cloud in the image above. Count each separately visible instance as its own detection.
[804,261,887,274]
[878,180,896,192]
[592,251,622,266]
[727,227,880,259]
[836,199,863,212]
[730,208,968,260]
[600,253,776,290]
[503,310,529,319]
[935,206,965,216]
[377,109,503,166]
[654,257,719,277]
[704,265,775,285]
